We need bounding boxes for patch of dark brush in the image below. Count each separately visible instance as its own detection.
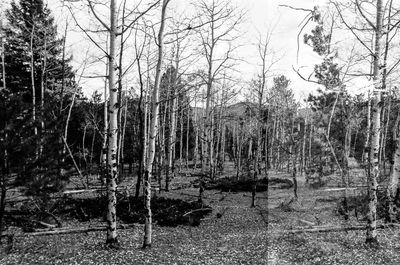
[51,196,212,227]
[120,197,212,227]
[268,177,293,189]
[204,176,273,192]
[336,190,400,221]
[315,196,338,203]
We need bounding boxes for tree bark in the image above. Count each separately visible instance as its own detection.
[387,112,400,222]
[105,0,119,247]
[165,84,176,192]
[30,24,38,158]
[39,30,47,157]
[0,19,7,240]
[143,0,169,248]
[186,106,190,170]
[366,0,383,246]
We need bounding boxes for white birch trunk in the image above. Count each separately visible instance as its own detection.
[366,0,383,246]
[387,113,400,222]
[105,0,119,246]
[30,25,38,158]
[143,0,169,248]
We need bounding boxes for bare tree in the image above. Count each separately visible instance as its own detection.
[143,0,171,249]
[195,0,244,180]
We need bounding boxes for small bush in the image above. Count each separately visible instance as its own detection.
[204,176,271,192]
[269,177,293,189]
[335,190,400,221]
[54,196,212,227]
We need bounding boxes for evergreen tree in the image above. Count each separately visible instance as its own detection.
[1,0,76,200]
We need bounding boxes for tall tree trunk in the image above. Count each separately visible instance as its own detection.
[135,41,147,198]
[363,94,371,165]
[0,19,7,239]
[301,118,307,175]
[105,0,119,247]
[308,124,313,169]
[387,111,400,222]
[143,0,169,248]
[100,60,109,185]
[30,25,38,159]
[186,106,190,170]
[381,92,391,175]
[116,1,127,177]
[193,98,199,169]
[89,128,96,175]
[39,31,47,157]
[165,88,176,192]
[63,86,79,164]
[119,93,128,176]
[366,0,383,246]
[179,107,184,170]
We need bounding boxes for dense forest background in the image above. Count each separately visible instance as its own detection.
[1,0,400,261]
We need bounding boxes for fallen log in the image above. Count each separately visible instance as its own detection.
[1,223,142,238]
[320,188,357,192]
[31,220,57,229]
[183,208,212,217]
[243,194,269,199]
[297,219,315,227]
[281,223,400,234]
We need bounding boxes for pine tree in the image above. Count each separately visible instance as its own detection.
[2,0,76,199]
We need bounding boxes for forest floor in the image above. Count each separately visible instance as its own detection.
[1,161,400,264]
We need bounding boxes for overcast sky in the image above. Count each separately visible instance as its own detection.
[2,0,334,102]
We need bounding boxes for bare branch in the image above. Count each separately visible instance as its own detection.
[87,0,111,31]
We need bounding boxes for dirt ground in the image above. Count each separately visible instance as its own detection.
[1,164,400,264]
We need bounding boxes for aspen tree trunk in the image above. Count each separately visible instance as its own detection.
[89,128,96,175]
[116,2,127,176]
[136,84,149,198]
[290,121,298,200]
[363,94,371,164]
[120,94,128,175]
[82,124,87,172]
[205,62,214,178]
[248,137,253,160]
[135,43,147,198]
[271,116,277,170]
[232,124,237,166]
[57,21,68,169]
[292,149,298,200]
[381,93,391,175]
[193,97,199,168]
[165,50,179,191]
[201,106,207,172]
[0,18,5,89]
[221,123,226,170]
[0,19,7,239]
[388,112,400,222]
[105,0,119,247]
[158,103,167,190]
[366,0,383,246]
[101,76,108,185]
[165,88,176,192]
[179,107,183,170]
[264,126,269,174]
[308,124,313,168]
[30,25,38,158]
[63,85,79,162]
[39,31,47,157]
[186,106,190,170]
[301,118,307,175]
[381,0,393,175]
[276,120,281,171]
[236,123,243,180]
[143,0,169,248]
